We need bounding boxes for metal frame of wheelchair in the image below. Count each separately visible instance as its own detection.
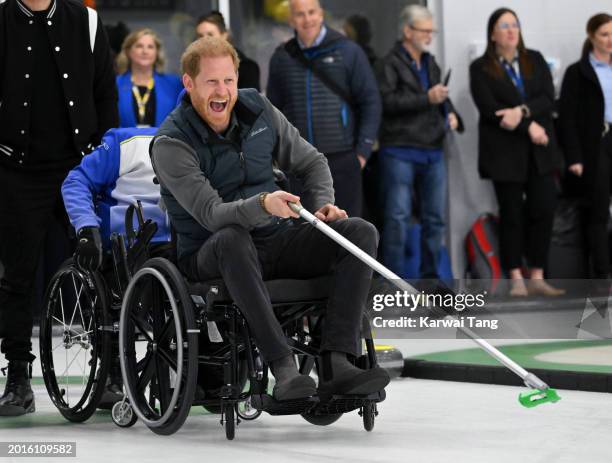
[117,256,385,439]
[39,203,385,440]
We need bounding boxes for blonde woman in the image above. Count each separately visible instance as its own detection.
[116,28,182,127]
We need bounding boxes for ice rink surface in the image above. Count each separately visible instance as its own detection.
[1,375,610,463]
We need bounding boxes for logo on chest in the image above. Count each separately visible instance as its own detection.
[249,126,268,138]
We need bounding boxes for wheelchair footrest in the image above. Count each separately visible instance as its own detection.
[312,390,386,415]
[250,394,319,415]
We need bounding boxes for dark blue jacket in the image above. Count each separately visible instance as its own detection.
[267,27,381,158]
[116,71,183,127]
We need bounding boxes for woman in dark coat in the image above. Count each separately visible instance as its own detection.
[195,11,261,91]
[559,13,612,278]
[470,7,563,296]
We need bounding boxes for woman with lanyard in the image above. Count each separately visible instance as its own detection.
[115,28,183,127]
[559,13,612,279]
[470,8,564,296]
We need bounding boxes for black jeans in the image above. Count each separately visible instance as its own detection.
[0,165,71,362]
[493,158,558,271]
[326,150,363,218]
[179,217,378,362]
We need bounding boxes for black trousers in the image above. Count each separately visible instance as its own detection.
[585,131,612,277]
[493,158,558,271]
[179,218,378,362]
[326,150,363,218]
[0,165,71,362]
[288,150,363,218]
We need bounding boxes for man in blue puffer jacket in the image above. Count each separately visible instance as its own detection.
[267,0,381,217]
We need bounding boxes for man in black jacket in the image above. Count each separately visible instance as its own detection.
[0,0,118,416]
[377,5,462,279]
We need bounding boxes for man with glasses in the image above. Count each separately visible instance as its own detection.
[377,5,463,279]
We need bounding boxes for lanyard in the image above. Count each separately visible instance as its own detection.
[131,77,154,123]
[502,61,526,100]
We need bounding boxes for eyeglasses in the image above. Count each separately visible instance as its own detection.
[496,22,520,31]
[409,26,438,35]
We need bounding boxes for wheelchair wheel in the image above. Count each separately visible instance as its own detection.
[119,258,199,436]
[299,354,342,426]
[39,262,111,422]
[111,399,138,428]
[361,402,376,432]
[237,395,262,421]
[224,403,235,440]
[302,412,343,426]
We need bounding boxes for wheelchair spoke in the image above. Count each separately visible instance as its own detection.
[155,345,178,373]
[57,288,68,331]
[81,349,88,387]
[69,329,94,342]
[154,352,171,414]
[74,352,87,387]
[151,282,166,339]
[60,346,84,379]
[130,314,154,344]
[71,274,88,332]
[52,315,67,328]
[66,275,84,334]
[156,319,176,348]
[136,352,156,392]
[52,340,64,352]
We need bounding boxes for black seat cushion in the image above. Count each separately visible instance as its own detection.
[187,275,333,304]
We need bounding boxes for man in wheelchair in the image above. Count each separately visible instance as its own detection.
[61,127,173,407]
[151,36,390,402]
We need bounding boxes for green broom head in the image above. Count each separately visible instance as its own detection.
[518,388,561,408]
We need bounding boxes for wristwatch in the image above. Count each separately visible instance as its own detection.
[259,192,270,214]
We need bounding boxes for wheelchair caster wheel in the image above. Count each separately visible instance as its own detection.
[237,396,262,421]
[360,403,376,432]
[223,404,236,440]
[111,400,138,428]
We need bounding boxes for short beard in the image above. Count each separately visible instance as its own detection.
[417,42,432,53]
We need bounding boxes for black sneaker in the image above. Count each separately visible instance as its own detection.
[318,352,390,395]
[272,375,317,401]
[0,361,35,416]
[97,383,123,410]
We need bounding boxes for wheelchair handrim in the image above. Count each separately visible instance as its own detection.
[119,266,184,428]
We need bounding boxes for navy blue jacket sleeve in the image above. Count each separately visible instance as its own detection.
[345,42,381,158]
[266,49,284,110]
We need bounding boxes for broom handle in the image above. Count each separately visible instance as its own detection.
[288,202,548,390]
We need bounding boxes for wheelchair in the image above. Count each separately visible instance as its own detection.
[40,204,386,439]
[117,256,385,439]
[39,202,166,424]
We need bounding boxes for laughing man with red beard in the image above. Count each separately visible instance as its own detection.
[150,37,390,402]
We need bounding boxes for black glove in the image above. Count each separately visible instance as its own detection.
[75,226,103,272]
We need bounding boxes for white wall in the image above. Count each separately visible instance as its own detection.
[428,0,612,276]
